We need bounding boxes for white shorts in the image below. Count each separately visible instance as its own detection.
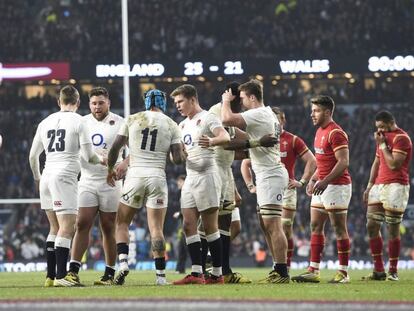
[40,173,78,215]
[311,184,352,212]
[78,180,121,213]
[256,167,288,218]
[181,172,221,212]
[369,183,409,213]
[256,168,288,207]
[231,207,240,222]
[120,176,167,209]
[282,188,297,211]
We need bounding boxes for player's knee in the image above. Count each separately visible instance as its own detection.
[76,218,93,232]
[101,220,115,235]
[151,237,166,253]
[310,221,322,233]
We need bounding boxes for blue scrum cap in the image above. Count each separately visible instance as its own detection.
[144,89,167,112]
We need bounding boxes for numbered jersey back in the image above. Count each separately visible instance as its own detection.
[38,111,89,176]
[121,111,181,173]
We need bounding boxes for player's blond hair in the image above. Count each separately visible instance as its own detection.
[59,85,80,105]
[170,84,198,100]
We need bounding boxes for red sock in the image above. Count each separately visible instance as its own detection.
[286,238,294,268]
[388,238,401,274]
[309,234,325,271]
[369,236,384,272]
[337,238,350,275]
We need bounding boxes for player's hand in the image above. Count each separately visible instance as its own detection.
[115,160,128,180]
[362,186,372,207]
[100,157,108,166]
[306,180,315,196]
[313,179,328,195]
[222,89,235,104]
[259,134,278,147]
[198,135,213,148]
[374,131,386,145]
[246,183,256,193]
[107,169,117,187]
[288,179,302,189]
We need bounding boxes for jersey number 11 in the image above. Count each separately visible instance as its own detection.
[140,128,158,151]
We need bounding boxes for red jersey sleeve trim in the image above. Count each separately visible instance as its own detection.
[393,134,412,145]
[393,149,407,155]
[299,148,309,157]
[328,129,348,144]
[333,145,348,152]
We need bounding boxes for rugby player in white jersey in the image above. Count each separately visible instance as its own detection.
[29,85,105,287]
[200,81,251,284]
[68,87,128,285]
[106,89,186,286]
[221,79,290,283]
[171,84,231,285]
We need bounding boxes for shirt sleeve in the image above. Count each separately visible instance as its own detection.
[329,129,348,152]
[240,109,259,129]
[393,135,412,155]
[206,112,223,133]
[118,120,129,137]
[78,120,92,145]
[294,135,309,157]
[171,121,182,145]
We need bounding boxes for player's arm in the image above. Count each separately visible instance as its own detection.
[306,168,319,196]
[115,156,129,180]
[240,159,256,193]
[107,134,128,186]
[363,156,380,206]
[375,132,407,170]
[29,130,44,189]
[313,147,349,195]
[79,122,105,165]
[289,150,317,189]
[199,126,230,148]
[170,142,187,164]
[221,90,246,129]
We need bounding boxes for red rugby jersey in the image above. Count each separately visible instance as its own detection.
[314,121,351,185]
[375,128,412,185]
[280,130,309,179]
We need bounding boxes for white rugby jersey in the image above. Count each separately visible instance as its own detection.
[80,112,125,181]
[118,110,181,176]
[241,106,282,173]
[180,110,222,175]
[209,103,235,168]
[34,111,90,176]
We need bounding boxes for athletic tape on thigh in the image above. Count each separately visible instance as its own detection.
[281,218,293,226]
[260,206,282,218]
[367,212,385,223]
[385,214,403,224]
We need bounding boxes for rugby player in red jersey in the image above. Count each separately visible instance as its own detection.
[292,95,352,284]
[362,110,412,282]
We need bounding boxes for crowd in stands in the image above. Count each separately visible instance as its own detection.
[1,0,414,62]
[0,80,413,263]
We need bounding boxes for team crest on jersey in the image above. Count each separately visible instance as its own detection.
[183,134,193,145]
[315,147,325,154]
[109,120,115,125]
[196,119,201,126]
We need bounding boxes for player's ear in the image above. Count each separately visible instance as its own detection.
[57,99,61,108]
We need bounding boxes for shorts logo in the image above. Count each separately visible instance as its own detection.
[157,199,164,205]
[183,134,192,145]
[123,193,130,201]
[277,194,282,201]
[109,120,115,125]
[54,201,62,207]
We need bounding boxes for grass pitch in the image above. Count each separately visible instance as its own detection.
[0,268,413,302]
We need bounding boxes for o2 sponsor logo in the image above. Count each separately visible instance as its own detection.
[92,133,107,148]
[183,134,193,146]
